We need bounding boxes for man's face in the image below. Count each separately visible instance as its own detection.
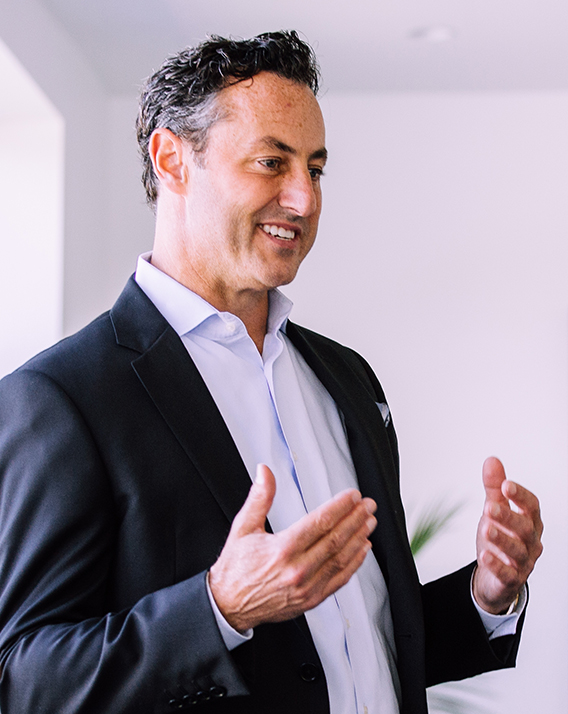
[178,71,327,300]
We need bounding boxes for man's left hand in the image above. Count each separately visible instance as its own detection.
[473,456,543,615]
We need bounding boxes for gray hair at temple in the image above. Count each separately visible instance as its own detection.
[136,30,321,209]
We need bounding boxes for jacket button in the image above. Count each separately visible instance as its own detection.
[299,662,320,682]
[209,685,227,698]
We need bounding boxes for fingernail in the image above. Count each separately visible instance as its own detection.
[507,482,517,497]
[348,490,361,504]
[366,517,376,532]
[489,527,498,541]
[365,500,377,515]
[255,464,265,483]
[490,503,500,517]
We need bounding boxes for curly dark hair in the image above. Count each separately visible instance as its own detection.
[136,30,321,208]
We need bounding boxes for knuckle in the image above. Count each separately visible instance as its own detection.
[321,555,344,582]
[297,583,313,604]
[512,518,533,544]
[326,530,344,554]
[326,530,344,557]
[303,590,324,611]
[502,571,520,589]
[278,538,295,562]
[314,510,335,534]
[484,522,498,543]
[283,564,307,590]
[513,548,529,568]
[332,572,351,592]
[330,552,349,573]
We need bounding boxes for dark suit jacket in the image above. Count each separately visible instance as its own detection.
[0,278,523,714]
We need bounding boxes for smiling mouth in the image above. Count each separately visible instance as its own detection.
[260,224,297,241]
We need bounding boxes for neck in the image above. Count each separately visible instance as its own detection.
[151,242,269,354]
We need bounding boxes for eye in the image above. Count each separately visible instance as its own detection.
[258,158,281,171]
[309,166,324,181]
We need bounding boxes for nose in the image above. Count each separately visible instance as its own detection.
[278,167,319,218]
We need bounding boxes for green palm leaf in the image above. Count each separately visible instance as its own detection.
[410,501,463,557]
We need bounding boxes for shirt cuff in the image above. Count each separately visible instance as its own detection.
[471,581,527,641]
[206,572,253,651]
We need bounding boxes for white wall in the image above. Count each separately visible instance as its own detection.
[106,94,155,298]
[0,0,112,334]
[0,39,64,378]
[284,90,568,712]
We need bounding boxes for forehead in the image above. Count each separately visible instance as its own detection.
[212,72,326,151]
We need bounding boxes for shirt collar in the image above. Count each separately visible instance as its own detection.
[134,252,293,338]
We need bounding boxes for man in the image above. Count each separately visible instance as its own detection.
[0,31,542,714]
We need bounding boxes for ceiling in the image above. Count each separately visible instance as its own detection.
[39,0,568,95]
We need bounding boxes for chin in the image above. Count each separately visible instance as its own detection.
[265,269,301,290]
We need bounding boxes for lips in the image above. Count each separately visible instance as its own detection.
[260,224,296,241]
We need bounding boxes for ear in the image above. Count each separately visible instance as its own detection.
[148,128,189,197]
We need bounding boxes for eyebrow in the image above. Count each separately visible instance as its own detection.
[260,136,328,163]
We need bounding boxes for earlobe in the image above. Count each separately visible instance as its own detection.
[148,128,188,196]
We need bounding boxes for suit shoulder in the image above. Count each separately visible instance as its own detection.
[286,322,387,402]
[13,311,116,381]
[6,277,162,387]
[287,322,375,375]
[288,322,360,360]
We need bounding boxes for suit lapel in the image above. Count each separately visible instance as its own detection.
[110,277,253,525]
[285,322,415,583]
[110,279,414,580]
[286,323,425,662]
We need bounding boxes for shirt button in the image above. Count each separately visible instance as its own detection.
[225,322,236,334]
[298,662,320,682]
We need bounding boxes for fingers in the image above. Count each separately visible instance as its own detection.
[263,499,376,617]
[482,456,509,505]
[475,458,544,613]
[502,481,544,536]
[291,498,376,586]
[286,488,375,553]
[481,459,543,568]
[483,516,533,568]
[483,480,543,551]
[230,464,276,537]
[311,519,375,603]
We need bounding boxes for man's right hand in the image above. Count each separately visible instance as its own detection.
[209,464,377,633]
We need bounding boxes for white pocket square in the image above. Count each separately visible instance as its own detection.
[376,402,391,427]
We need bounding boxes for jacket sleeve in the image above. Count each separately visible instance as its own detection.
[421,562,525,687]
[0,369,249,714]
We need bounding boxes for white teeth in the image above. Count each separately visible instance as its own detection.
[261,224,295,240]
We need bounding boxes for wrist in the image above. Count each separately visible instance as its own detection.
[472,566,521,615]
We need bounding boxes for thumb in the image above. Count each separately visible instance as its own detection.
[231,464,276,537]
[482,456,508,504]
